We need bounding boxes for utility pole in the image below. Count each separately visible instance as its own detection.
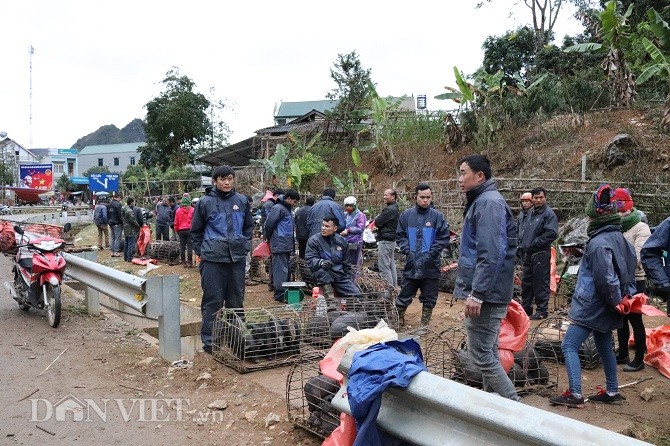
[29,45,34,148]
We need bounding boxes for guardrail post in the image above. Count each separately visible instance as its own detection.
[146,275,182,362]
[85,287,100,316]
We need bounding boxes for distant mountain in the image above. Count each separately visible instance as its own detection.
[71,119,145,151]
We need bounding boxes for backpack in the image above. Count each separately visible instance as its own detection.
[94,204,107,225]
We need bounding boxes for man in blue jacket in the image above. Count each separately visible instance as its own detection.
[264,189,300,302]
[454,154,520,402]
[191,165,254,354]
[294,195,314,259]
[307,188,346,237]
[306,216,361,297]
[641,216,670,316]
[395,183,450,326]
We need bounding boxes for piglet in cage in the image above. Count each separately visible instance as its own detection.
[304,375,341,435]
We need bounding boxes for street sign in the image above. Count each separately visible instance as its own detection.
[88,173,119,192]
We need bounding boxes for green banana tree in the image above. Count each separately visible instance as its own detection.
[564,0,636,107]
[637,8,670,131]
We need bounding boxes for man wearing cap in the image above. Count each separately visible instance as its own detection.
[174,195,195,268]
[519,186,558,320]
[264,189,300,302]
[307,188,346,237]
[341,196,366,272]
[191,165,254,354]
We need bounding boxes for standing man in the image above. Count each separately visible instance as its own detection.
[260,188,283,237]
[341,196,366,272]
[454,154,520,402]
[519,186,558,320]
[307,188,346,237]
[395,183,450,327]
[517,192,533,242]
[374,188,400,288]
[641,216,670,318]
[168,196,178,241]
[93,198,109,250]
[155,197,171,241]
[264,189,300,302]
[108,194,123,257]
[306,216,361,298]
[191,165,254,354]
[121,197,144,262]
[294,195,314,259]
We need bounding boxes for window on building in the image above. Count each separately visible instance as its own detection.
[98,158,104,167]
[114,157,119,166]
[53,162,64,175]
[130,157,136,166]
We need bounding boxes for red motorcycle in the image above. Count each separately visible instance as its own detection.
[4,223,71,327]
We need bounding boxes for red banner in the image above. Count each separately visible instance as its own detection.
[19,164,53,190]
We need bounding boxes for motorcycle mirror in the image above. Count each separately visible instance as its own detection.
[63,223,72,233]
[14,225,24,235]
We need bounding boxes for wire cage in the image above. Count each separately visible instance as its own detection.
[249,256,272,283]
[289,257,315,288]
[355,267,398,301]
[425,326,559,395]
[212,306,302,373]
[145,240,181,264]
[286,351,342,439]
[301,292,400,350]
[531,316,602,370]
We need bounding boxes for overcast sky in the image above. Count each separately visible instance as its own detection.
[0,1,583,149]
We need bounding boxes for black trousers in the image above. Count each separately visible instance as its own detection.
[200,260,245,348]
[298,239,308,260]
[271,252,290,301]
[616,280,647,363]
[395,277,439,310]
[521,250,551,316]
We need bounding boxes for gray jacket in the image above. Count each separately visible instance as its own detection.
[454,180,518,304]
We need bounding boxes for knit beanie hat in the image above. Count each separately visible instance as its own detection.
[613,187,634,212]
[181,196,191,206]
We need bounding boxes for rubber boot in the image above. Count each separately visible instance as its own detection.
[396,306,406,327]
[420,306,433,326]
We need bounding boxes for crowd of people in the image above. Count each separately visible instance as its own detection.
[95,156,670,407]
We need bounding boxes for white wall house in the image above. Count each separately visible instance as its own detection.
[78,142,143,174]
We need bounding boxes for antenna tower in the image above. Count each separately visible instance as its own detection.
[29,45,34,148]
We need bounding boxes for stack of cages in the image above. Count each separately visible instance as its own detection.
[286,327,451,440]
[249,256,271,284]
[211,306,302,373]
[289,256,315,289]
[433,326,560,395]
[531,315,603,370]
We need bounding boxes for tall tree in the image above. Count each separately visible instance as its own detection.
[195,87,231,157]
[638,8,670,131]
[478,0,568,53]
[565,1,636,107]
[140,67,211,169]
[326,51,374,125]
[482,26,538,80]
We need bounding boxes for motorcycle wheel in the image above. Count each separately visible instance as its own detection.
[46,284,61,328]
[19,303,30,311]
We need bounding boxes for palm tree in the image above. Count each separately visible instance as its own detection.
[637,8,670,131]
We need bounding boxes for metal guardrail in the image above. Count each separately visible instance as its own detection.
[6,209,93,225]
[331,348,652,446]
[64,252,182,362]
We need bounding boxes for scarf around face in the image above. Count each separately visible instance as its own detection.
[620,208,641,232]
[586,194,621,237]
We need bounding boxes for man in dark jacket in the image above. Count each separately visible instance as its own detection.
[121,197,144,262]
[260,188,283,237]
[454,154,519,402]
[294,195,314,259]
[374,188,400,288]
[264,189,300,302]
[395,183,450,326]
[168,196,177,241]
[307,188,346,237]
[306,216,361,297]
[519,186,558,319]
[155,197,171,241]
[191,165,254,354]
[641,216,670,316]
[108,194,123,257]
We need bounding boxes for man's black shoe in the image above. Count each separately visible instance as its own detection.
[202,345,212,354]
[530,313,547,320]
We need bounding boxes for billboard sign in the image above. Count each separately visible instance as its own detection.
[19,164,54,190]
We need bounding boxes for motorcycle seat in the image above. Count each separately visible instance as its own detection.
[18,257,32,271]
